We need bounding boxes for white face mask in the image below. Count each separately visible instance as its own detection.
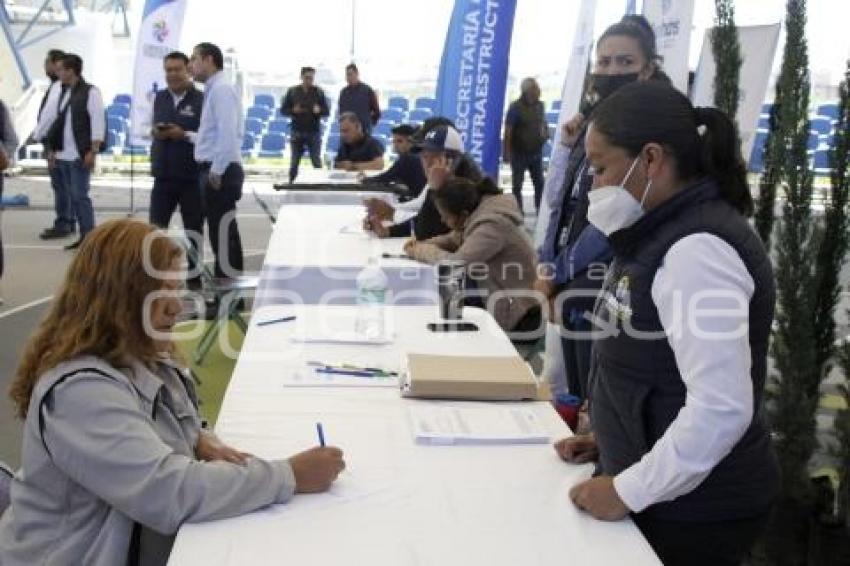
[587,157,653,236]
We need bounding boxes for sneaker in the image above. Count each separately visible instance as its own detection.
[64,238,84,251]
[40,227,74,240]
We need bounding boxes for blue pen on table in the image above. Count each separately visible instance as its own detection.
[316,422,325,447]
[257,315,297,327]
[307,361,397,377]
[316,367,382,378]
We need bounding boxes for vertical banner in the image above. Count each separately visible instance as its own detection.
[130,0,188,145]
[643,0,695,93]
[434,0,518,178]
[533,0,596,247]
[691,23,781,164]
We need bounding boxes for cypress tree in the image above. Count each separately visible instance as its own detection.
[711,0,742,120]
[767,0,817,503]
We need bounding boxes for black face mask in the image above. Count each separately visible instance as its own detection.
[591,72,640,101]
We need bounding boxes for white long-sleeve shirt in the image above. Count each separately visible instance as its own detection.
[612,233,756,513]
[193,71,243,176]
[33,80,63,142]
[393,183,430,223]
[55,84,105,162]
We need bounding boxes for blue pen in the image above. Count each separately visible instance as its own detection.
[257,315,297,326]
[316,422,325,447]
[316,367,379,378]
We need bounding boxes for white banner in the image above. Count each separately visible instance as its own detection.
[691,23,781,163]
[129,0,188,145]
[643,0,695,94]
[533,0,597,247]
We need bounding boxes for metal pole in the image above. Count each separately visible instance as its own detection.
[350,0,355,62]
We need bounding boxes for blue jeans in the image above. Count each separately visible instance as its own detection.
[510,150,545,213]
[49,164,75,231]
[57,160,94,236]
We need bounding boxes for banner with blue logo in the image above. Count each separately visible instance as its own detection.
[434,0,517,178]
[643,0,695,94]
[130,0,188,145]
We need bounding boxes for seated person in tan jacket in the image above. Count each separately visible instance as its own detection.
[404,177,542,334]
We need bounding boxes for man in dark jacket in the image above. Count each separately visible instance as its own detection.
[503,77,548,213]
[361,124,426,198]
[149,51,204,287]
[338,63,380,134]
[281,67,330,183]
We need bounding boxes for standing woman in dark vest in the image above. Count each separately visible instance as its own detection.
[554,81,780,565]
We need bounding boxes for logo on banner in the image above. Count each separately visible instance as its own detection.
[152,19,170,43]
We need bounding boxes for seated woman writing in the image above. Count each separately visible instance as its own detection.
[404,177,541,334]
[0,219,345,565]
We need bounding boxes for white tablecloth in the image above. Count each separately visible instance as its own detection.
[169,305,659,566]
[255,205,438,308]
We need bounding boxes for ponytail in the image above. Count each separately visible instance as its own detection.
[693,107,753,216]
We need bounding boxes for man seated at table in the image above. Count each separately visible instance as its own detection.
[364,124,482,241]
[334,112,384,172]
[359,123,426,199]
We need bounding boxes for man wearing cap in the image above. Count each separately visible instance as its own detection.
[360,123,426,199]
[334,112,384,171]
[364,123,482,241]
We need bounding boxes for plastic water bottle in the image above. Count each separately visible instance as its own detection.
[355,258,389,340]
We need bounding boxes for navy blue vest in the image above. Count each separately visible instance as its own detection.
[150,87,203,181]
[590,179,780,522]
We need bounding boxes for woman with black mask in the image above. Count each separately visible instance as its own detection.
[537,15,669,401]
[555,80,779,566]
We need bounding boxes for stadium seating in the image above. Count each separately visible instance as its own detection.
[388,96,409,111]
[107,116,127,137]
[107,103,131,120]
[253,94,276,109]
[246,106,272,122]
[381,107,405,124]
[545,111,559,124]
[817,103,840,121]
[551,100,561,112]
[414,97,437,112]
[408,108,432,123]
[241,133,257,158]
[244,117,265,137]
[326,134,341,152]
[810,117,832,136]
[113,93,132,106]
[813,150,830,172]
[259,133,286,158]
[267,119,290,135]
[749,132,768,173]
[374,121,394,138]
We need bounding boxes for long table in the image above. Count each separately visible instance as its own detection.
[169,202,659,565]
[255,205,438,308]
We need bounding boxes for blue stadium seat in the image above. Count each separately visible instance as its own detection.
[381,108,405,124]
[545,111,560,124]
[267,119,290,135]
[113,93,132,106]
[253,94,276,109]
[749,132,768,173]
[761,103,774,116]
[330,120,341,134]
[107,103,130,120]
[246,106,272,122]
[374,121,394,138]
[809,117,832,136]
[107,116,127,136]
[388,96,409,111]
[808,132,819,151]
[241,133,256,158]
[820,134,836,150]
[551,100,562,112]
[408,108,432,122]
[326,134,341,152]
[104,129,120,151]
[813,150,830,172]
[414,97,437,112]
[122,142,148,156]
[543,141,553,158]
[757,116,770,131]
[548,124,556,140]
[259,133,286,158]
[817,103,839,121]
[245,117,264,137]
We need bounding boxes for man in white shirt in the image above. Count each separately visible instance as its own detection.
[43,54,105,250]
[189,42,244,277]
[32,49,77,240]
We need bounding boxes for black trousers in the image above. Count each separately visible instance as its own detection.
[289,131,322,183]
[199,164,244,278]
[510,150,545,213]
[149,176,204,283]
[633,511,770,566]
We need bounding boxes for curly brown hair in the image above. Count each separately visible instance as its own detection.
[9,219,183,418]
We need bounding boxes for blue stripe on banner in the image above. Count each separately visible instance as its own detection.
[143,0,178,19]
[435,0,518,178]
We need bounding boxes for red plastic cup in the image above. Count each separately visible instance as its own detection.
[554,393,581,432]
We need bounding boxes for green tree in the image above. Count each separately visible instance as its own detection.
[754,0,811,247]
[712,0,742,120]
[767,0,817,503]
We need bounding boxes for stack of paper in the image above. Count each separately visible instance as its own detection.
[409,405,549,445]
[401,354,538,400]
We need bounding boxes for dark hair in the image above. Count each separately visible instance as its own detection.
[434,177,502,218]
[195,42,223,69]
[591,81,753,216]
[301,66,315,76]
[164,51,189,65]
[597,15,666,80]
[47,49,65,62]
[60,54,83,76]
[346,63,358,73]
[391,124,416,137]
[338,111,362,127]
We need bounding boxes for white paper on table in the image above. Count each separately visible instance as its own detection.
[409,405,550,446]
